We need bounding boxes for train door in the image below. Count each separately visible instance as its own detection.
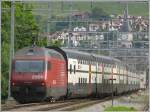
[67,58,77,97]
[88,64,92,95]
[95,62,98,96]
[72,61,77,95]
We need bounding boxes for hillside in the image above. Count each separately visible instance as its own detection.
[24,1,148,33]
[28,1,148,17]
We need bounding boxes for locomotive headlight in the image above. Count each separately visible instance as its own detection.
[12,82,15,86]
[41,82,45,86]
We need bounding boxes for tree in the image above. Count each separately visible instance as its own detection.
[36,37,47,47]
[91,7,110,20]
[1,2,39,100]
[49,39,62,47]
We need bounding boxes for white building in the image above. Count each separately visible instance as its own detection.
[89,24,99,31]
[140,71,146,89]
[118,33,133,48]
[73,26,86,32]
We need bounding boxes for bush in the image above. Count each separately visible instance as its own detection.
[104,106,136,111]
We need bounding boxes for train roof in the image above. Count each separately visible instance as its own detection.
[15,47,46,57]
[15,46,126,67]
[62,48,122,65]
[15,46,65,60]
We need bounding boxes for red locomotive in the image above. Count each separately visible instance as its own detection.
[11,46,67,103]
[11,46,141,103]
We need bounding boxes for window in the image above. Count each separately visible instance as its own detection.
[70,64,72,74]
[15,60,44,73]
[103,79,107,84]
[79,60,81,64]
[92,61,94,65]
[74,65,76,74]
[85,78,87,83]
[79,78,80,83]
[83,78,85,83]
[107,64,109,67]
[81,78,82,84]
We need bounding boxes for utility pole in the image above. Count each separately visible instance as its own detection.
[8,0,15,100]
[47,2,51,46]
[95,57,98,96]
[68,1,72,48]
[61,0,64,12]
[0,1,1,104]
[148,1,150,112]
[0,0,2,80]
[91,0,93,8]
[110,63,116,107]
[110,75,116,107]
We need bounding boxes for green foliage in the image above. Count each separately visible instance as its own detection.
[55,22,69,31]
[36,37,47,47]
[1,43,10,100]
[14,2,38,50]
[104,106,136,111]
[31,2,148,17]
[91,7,110,20]
[2,1,39,100]
[49,40,62,47]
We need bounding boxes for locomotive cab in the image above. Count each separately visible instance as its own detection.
[12,59,46,85]
[11,47,48,103]
[11,47,67,103]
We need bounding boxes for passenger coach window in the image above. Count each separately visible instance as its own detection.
[74,65,76,74]
[81,78,82,84]
[70,64,72,74]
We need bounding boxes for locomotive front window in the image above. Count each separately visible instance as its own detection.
[15,60,44,73]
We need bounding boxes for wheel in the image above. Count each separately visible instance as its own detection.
[51,98,56,103]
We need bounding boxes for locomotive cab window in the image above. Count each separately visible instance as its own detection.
[15,60,44,73]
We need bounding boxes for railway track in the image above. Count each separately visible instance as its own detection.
[2,97,113,111]
[2,91,142,111]
[34,99,89,111]
[32,97,113,111]
[2,99,89,111]
[143,103,149,112]
[2,102,48,111]
[60,97,110,111]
